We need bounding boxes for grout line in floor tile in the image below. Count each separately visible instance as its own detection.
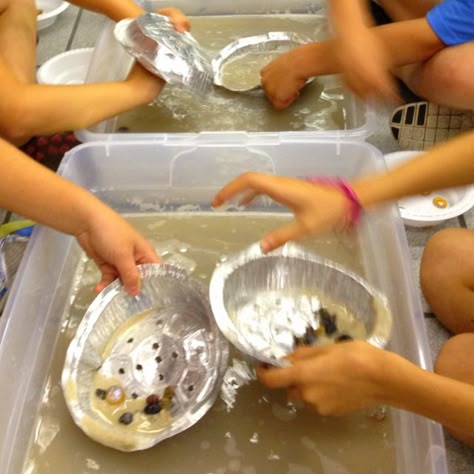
[2,211,12,225]
[65,8,84,51]
[458,215,467,228]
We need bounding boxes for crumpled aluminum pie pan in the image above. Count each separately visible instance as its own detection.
[209,243,392,366]
[114,13,214,95]
[212,32,314,92]
[62,263,228,452]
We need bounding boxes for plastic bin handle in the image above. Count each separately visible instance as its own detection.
[0,220,35,239]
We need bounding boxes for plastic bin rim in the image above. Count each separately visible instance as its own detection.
[75,115,377,143]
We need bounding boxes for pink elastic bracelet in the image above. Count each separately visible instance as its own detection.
[305,176,362,227]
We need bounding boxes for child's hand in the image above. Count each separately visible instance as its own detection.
[336,29,399,103]
[75,208,159,296]
[157,7,191,32]
[260,50,308,109]
[125,61,166,103]
[212,172,349,252]
[257,341,388,416]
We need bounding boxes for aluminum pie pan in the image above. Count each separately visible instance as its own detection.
[212,32,314,92]
[209,243,392,366]
[62,263,228,452]
[114,13,214,96]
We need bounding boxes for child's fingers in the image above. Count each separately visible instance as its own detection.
[271,92,299,110]
[94,263,119,294]
[289,345,329,360]
[211,173,261,206]
[95,245,158,295]
[257,364,299,389]
[115,256,142,296]
[212,172,292,208]
[287,386,302,401]
[261,221,306,253]
[94,281,107,294]
[239,190,260,207]
[136,242,161,265]
[158,7,191,32]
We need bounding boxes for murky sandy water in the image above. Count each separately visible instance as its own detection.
[23,214,395,474]
[115,15,349,134]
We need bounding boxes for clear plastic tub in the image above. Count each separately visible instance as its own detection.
[77,0,374,142]
[0,138,446,473]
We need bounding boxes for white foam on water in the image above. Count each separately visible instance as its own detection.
[220,358,256,412]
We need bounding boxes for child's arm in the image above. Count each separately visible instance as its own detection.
[353,131,474,207]
[68,0,143,21]
[68,1,190,30]
[0,5,191,144]
[261,17,444,109]
[212,131,474,251]
[0,139,159,295]
[0,60,164,144]
[257,341,474,439]
[327,0,399,101]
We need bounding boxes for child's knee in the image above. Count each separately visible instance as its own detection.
[421,228,465,286]
[427,46,474,96]
[13,0,36,7]
[435,333,474,383]
[435,337,474,449]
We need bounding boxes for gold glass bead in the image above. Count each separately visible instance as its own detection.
[432,197,448,209]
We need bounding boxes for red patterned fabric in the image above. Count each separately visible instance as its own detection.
[20,132,81,171]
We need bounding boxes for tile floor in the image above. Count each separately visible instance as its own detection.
[1,4,474,473]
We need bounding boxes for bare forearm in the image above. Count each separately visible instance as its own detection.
[329,0,373,35]
[291,18,443,78]
[68,0,144,21]
[0,140,108,236]
[4,79,161,137]
[379,352,474,437]
[353,132,474,208]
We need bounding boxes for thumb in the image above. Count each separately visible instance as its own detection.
[260,221,306,253]
[116,256,141,296]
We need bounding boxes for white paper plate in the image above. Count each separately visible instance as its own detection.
[36,0,70,31]
[37,48,94,85]
[384,151,474,227]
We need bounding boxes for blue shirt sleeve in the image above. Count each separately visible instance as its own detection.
[426,0,474,46]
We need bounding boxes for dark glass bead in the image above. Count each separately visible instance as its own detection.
[144,403,161,415]
[303,326,317,345]
[119,412,134,425]
[146,394,160,405]
[320,308,338,335]
[95,388,106,400]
